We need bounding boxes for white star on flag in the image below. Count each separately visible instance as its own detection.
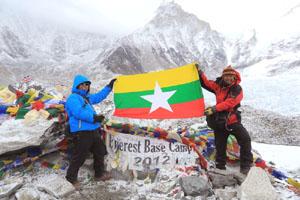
[141,82,176,113]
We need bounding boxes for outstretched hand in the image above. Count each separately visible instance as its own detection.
[195,63,203,74]
[107,78,117,89]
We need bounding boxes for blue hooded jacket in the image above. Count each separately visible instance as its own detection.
[66,75,112,133]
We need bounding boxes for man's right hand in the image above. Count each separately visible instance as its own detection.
[204,106,216,116]
[107,78,117,89]
[195,63,203,75]
[93,114,105,123]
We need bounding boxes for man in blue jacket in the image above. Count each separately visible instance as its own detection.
[65,74,116,188]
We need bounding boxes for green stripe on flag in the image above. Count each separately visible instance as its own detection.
[114,80,203,109]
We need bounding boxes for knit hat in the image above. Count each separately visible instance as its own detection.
[222,65,236,76]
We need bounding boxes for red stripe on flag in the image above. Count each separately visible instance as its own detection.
[113,98,205,119]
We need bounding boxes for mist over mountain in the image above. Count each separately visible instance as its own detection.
[1,2,299,80]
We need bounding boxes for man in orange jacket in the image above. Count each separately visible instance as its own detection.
[197,64,253,174]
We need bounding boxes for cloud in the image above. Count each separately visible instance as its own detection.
[0,0,162,35]
[1,0,299,36]
[176,0,300,36]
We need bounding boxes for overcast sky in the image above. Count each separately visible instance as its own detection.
[1,0,299,36]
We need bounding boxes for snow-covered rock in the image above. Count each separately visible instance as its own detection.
[179,176,210,197]
[15,188,40,200]
[239,167,279,200]
[152,179,177,194]
[0,178,23,198]
[0,119,54,155]
[208,171,238,188]
[215,188,238,200]
[36,175,75,198]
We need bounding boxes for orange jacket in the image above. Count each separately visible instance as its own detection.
[199,69,242,125]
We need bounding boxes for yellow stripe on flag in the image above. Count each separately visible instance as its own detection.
[114,63,199,93]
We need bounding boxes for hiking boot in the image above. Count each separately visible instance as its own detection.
[94,172,112,182]
[66,177,81,190]
[216,165,226,170]
[71,181,81,190]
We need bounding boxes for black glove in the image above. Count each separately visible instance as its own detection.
[204,106,216,116]
[93,114,105,123]
[107,78,117,89]
[195,63,203,75]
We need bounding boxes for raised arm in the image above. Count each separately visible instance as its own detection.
[88,86,112,105]
[196,67,219,94]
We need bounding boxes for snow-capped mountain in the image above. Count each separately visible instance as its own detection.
[227,3,300,71]
[227,31,300,72]
[98,2,227,76]
[0,6,115,84]
[1,2,299,80]
[0,1,299,115]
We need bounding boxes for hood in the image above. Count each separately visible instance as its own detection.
[71,75,91,96]
[233,69,241,84]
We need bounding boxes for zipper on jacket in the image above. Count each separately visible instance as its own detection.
[79,120,81,129]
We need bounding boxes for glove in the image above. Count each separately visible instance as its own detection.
[195,63,203,75]
[93,114,105,123]
[204,106,216,116]
[107,78,117,89]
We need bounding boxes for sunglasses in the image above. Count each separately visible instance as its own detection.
[80,82,90,86]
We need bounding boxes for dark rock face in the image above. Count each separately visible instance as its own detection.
[101,45,143,74]
[1,26,29,59]
[99,2,227,76]
[51,36,66,62]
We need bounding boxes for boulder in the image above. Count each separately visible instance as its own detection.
[179,176,210,197]
[0,178,23,198]
[215,188,237,200]
[36,175,75,198]
[0,119,53,155]
[208,171,237,188]
[15,188,40,200]
[152,180,177,194]
[239,167,279,200]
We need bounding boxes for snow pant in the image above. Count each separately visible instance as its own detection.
[66,129,106,183]
[214,123,253,170]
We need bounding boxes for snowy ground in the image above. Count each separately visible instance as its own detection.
[252,143,300,200]
[241,60,300,117]
[66,142,300,200]
[1,140,300,200]
[252,142,300,174]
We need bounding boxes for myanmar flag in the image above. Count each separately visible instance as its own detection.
[113,63,205,119]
